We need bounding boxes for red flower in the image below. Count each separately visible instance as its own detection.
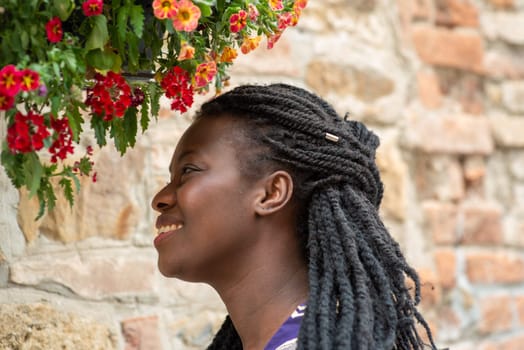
[85,72,132,121]
[160,66,194,113]
[82,0,103,16]
[230,10,248,33]
[49,116,74,163]
[0,65,21,96]
[46,17,63,43]
[0,91,14,110]
[20,69,40,92]
[7,111,50,154]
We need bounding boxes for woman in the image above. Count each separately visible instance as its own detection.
[151,83,437,350]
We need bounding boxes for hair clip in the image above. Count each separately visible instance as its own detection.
[325,132,340,143]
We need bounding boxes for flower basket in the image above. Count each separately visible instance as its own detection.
[0,0,307,218]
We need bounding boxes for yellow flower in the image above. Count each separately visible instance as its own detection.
[220,46,238,63]
[172,0,201,32]
[194,61,217,88]
[240,36,262,54]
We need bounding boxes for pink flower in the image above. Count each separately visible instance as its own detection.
[152,0,177,19]
[277,12,293,30]
[178,41,195,60]
[229,10,247,33]
[82,0,103,17]
[194,61,217,88]
[172,0,201,32]
[269,0,284,11]
[0,65,21,96]
[248,4,259,21]
[46,17,63,43]
[20,69,40,92]
[267,32,282,49]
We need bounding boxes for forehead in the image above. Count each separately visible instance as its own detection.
[170,115,244,168]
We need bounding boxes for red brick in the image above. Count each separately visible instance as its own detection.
[434,248,457,289]
[417,69,443,109]
[415,156,464,201]
[418,268,442,307]
[411,26,484,72]
[516,296,524,326]
[466,251,524,284]
[481,335,524,350]
[121,316,162,350]
[423,201,458,245]
[435,0,479,28]
[479,295,513,334]
[460,203,504,245]
[463,156,485,183]
[486,0,515,9]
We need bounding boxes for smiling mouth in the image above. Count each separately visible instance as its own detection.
[157,223,183,236]
[154,223,184,246]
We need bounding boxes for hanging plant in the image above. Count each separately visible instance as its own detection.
[0,0,308,218]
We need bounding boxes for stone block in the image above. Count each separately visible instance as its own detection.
[484,50,524,80]
[121,315,162,350]
[479,295,513,334]
[435,0,479,28]
[376,135,408,221]
[0,303,115,349]
[466,251,524,284]
[481,335,524,350]
[403,113,494,155]
[9,249,157,299]
[486,0,514,8]
[417,69,443,109]
[305,60,395,102]
[423,201,459,245]
[463,155,486,183]
[415,156,464,201]
[516,296,524,326]
[434,248,457,289]
[460,202,504,245]
[481,12,524,45]
[502,81,524,114]
[490,115,524,148]
[509,151,524,180]
[410,26,484,72]
[170,311,225,348]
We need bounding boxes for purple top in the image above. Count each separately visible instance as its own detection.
[264,304,306,350]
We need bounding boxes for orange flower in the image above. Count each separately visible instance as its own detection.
[269,0,284,11]
[294,0,308,11]
[152,0,177,20]
[194,61,217,88]
[229,10,247,33]
[172,0,201,32]
[178,41,195,60]
[240,36,261,54]
[220,47,238,63]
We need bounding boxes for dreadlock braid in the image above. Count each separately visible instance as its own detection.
[200,83,437,350]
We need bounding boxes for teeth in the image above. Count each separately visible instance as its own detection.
[157,224,183,235]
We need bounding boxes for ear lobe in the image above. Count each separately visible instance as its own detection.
[254,170,294,216]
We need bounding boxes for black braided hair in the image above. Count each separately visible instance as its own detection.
[202,83,437,350]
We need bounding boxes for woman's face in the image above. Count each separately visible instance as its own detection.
[151,115,262,282]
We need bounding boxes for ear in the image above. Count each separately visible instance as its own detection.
[254,170,294,216]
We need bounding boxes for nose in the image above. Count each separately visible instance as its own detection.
[151,183,176,212]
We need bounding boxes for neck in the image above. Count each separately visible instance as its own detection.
[213,245,308,350]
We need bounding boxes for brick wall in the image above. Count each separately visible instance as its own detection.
[1,1,524,349]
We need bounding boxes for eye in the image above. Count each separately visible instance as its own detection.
[181,165,199,176]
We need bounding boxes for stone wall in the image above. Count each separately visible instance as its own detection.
[1,0,524,349]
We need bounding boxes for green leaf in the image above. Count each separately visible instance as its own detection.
[126,32,139,72]
[140,94,150,132]
[24,154,43,198]
[123,107,138,147]
[59,178,74,208]
[195,3,213,17]
[85,15,109,51]
[86,49,117,71]
[116,5,130,43]
[67,103,84,142]
[110,119,127,155]
[148,82,161,117]
[53,0,75,21]
[91,117,107,146]
[129,5,145,38]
